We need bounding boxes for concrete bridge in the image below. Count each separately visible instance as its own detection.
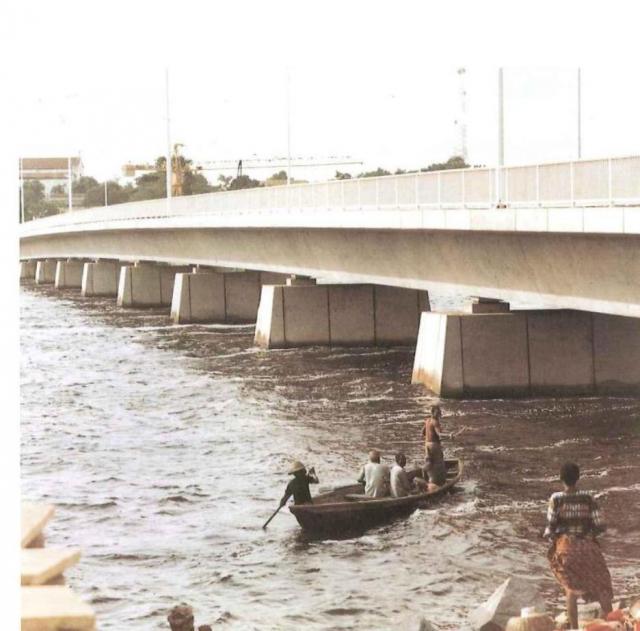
[19,155,640,398]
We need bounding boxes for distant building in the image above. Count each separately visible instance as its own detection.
[21,157,84,197]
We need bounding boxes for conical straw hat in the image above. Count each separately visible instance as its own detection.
[288,460,306,474]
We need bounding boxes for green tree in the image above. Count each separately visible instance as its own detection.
[334,171,352,180]
[421,156,469,172]
[130,171,166,201]
[84,181,132,207]
[358,167,391,178]
[72,176,99,194]
[182,171,214,195]
[228,174,262,191]
[21,180,60,220]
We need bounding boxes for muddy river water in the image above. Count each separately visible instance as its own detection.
[20,286,640,630]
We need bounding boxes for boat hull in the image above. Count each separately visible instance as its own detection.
[289,459,462,535]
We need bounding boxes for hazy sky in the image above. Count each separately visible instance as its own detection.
[7,1,640,182]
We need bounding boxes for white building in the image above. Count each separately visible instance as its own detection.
[21,157,84,197]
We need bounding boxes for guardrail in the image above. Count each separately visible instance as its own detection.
[21,155,640,231]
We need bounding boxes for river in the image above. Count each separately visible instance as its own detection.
[20,285,640,630]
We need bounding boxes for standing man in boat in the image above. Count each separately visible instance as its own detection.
[357,449,390,497]
[544,462,613,630]
[280,461,319,507]
[422,404,447,488]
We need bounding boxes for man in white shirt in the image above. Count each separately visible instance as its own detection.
[390,452,413,498]
[357,449,390,497]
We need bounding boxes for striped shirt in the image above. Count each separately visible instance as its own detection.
[544,490,605,538]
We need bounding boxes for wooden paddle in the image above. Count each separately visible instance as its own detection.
[262,504,283,529]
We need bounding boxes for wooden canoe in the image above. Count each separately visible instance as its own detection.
[289,459,463,535]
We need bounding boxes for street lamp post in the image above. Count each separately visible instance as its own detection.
[286,69,292,185]
[577,68,582,159]
[497,67,505,205]
[165,68,172,209]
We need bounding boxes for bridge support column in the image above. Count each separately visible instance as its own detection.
[117,263,192,308]
[55,260,84,289]
[82,261,121,297]
[412,310,640,398]
[20,260,37,281]
[255,284,430,348]
[171,270,289,323]
[35,260,57,285]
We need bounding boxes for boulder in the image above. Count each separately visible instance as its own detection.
[468,577,547,631]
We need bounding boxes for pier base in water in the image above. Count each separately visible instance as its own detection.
[171,270,288,323]
[117,263,192,308]
[81,261,121,297]
[35,260,57,285]
[20,260,37,281]
[412,310,640,398]
[254,284,429,348]
[55,260,84,289]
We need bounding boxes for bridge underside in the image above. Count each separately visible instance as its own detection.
[20,227,640,318]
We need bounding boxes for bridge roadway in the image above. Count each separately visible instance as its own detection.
[19,155,640,397]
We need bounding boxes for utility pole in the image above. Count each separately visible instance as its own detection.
[165,68,172,208]
[577,67,582,159]
[497,67,505,205]
[67,156,73,212]
[104,180,108,207]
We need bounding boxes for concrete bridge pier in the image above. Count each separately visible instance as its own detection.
[117,263,192,308]
[412,310,640,398]
[55,260,85,289]
[20,260,37,281]
[81,261,121,297]
[255,284,430,348]
[35,260,57,285]
[171,269,289,323]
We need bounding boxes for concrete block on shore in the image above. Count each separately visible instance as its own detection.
[22,547,81,585]
[21,503,55,548]
[468,576,546,631]
[21,585,96,631]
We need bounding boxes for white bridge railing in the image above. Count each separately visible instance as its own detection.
[21,155,640,231]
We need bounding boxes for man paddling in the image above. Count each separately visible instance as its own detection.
[279,461,319,507]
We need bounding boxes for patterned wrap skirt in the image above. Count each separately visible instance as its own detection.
[547,534,613,601]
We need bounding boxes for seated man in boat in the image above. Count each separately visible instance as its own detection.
[280,460,319,506]
[390,452,413,498]
[357,449,390,498]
